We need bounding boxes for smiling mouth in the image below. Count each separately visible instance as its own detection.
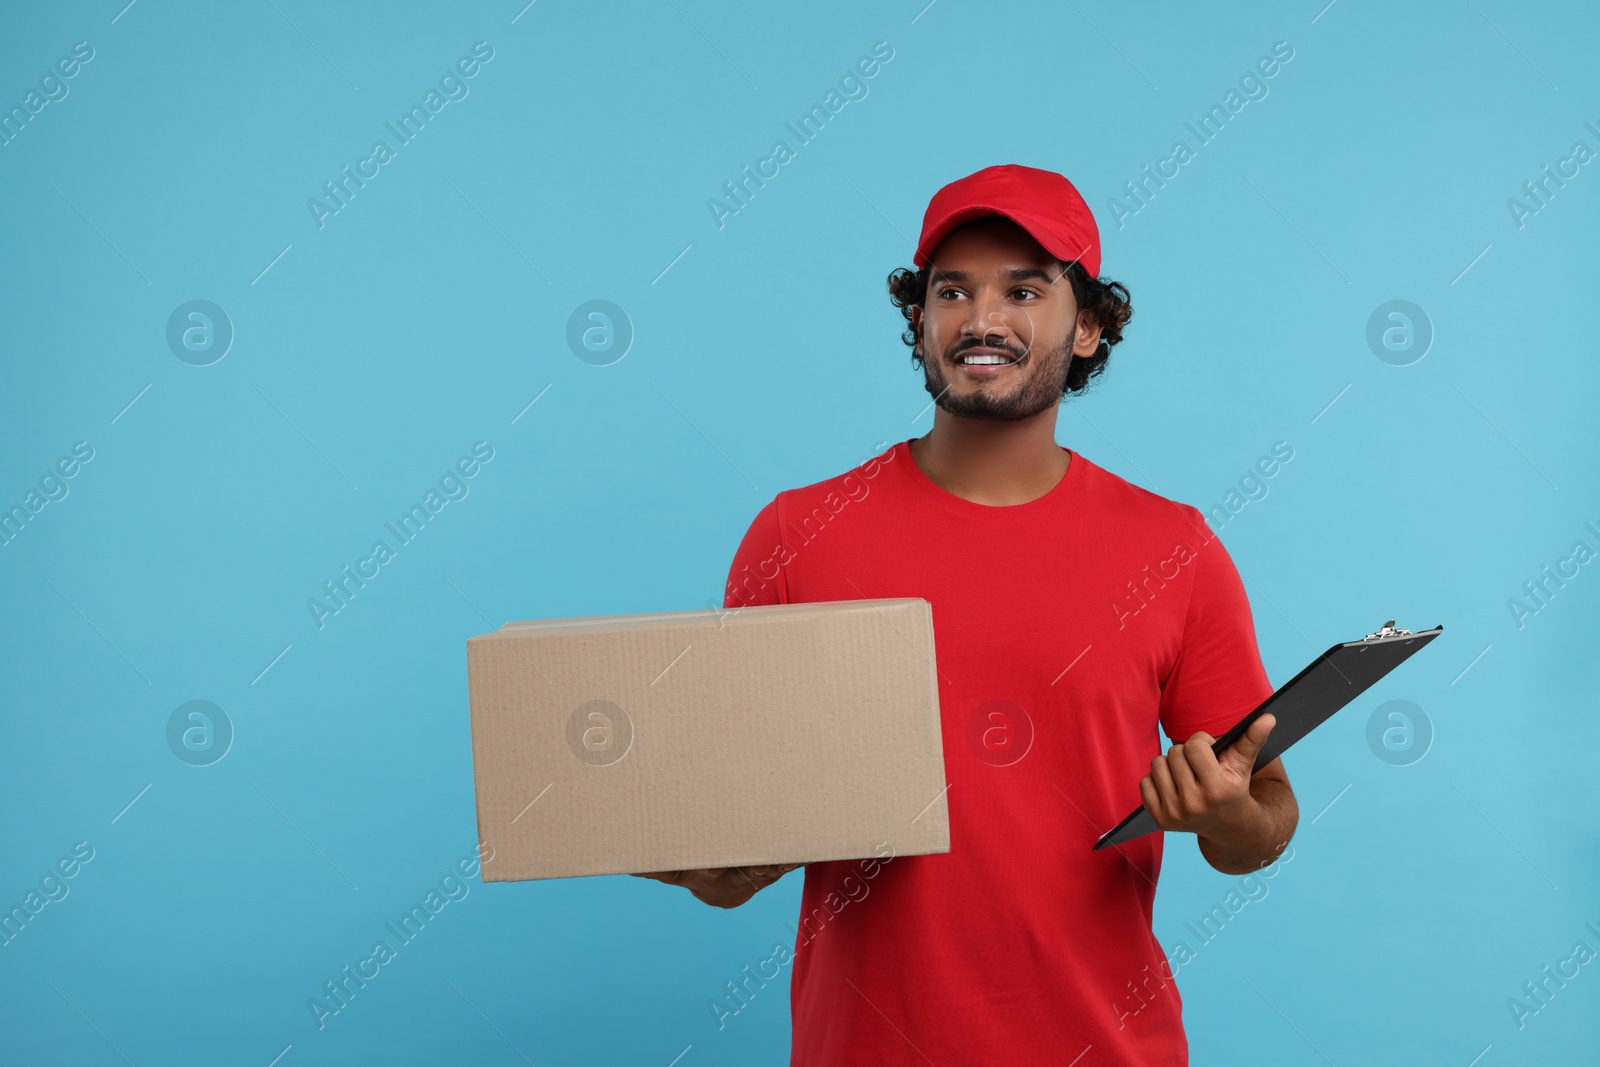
[954,347,1021,366]
[955,358,1021,378]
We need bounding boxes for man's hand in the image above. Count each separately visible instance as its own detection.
[1141,713,1276,841]
[630,864,800,909]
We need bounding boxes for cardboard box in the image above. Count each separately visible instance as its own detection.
[465,598,950,881]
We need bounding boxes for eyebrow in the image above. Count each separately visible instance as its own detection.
[930,266,1061,286]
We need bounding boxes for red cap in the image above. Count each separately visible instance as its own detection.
[913,164,1101,277]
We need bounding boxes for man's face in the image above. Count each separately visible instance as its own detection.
[911,217,1101,421]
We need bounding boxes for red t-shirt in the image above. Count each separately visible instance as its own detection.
[721,438,1274,1067]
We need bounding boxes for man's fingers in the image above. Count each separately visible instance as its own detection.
[1221,714,1274,775]
[1139,773,1167,826]
[1167,742,1201,809]
[635,863,801,889]
[1148,751,1177,814]
[751,863,802,879]
[1186,732,1230,790]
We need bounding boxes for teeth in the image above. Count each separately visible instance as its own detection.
[961,355,1012,365]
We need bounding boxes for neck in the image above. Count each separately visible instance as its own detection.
[910,408,1070,506]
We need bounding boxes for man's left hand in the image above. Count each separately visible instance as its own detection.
[1140,713,1275,840]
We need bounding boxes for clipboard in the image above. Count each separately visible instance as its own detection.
[1092,620,1443,850]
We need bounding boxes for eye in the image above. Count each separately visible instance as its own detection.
[935,286,968,301]
[1012,288,1040,301]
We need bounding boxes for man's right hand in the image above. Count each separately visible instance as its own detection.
[631,864,800,909]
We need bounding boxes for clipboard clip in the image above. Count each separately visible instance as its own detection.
[1361,619,1413,641]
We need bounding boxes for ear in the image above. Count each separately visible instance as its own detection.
[1072,310,1103,359]
[910,304,924,354]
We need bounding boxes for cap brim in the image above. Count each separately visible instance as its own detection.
[915,204,1090,272]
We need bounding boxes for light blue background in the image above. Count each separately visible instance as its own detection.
[2,1,1596,1064]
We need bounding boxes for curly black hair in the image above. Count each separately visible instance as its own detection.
[887,259,1133,396]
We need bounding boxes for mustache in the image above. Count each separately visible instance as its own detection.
[949,338,1028,361]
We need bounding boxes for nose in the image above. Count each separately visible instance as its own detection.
[961,299,1019,351]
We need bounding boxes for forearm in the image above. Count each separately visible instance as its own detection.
[1196,776,1298,875]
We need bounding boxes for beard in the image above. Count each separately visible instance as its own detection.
[919,335,1074,421]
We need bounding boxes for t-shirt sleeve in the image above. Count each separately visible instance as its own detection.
[722,495,789,609]
[1157,508,1275,744]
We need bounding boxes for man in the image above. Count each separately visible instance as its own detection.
[636,164,1298,1065]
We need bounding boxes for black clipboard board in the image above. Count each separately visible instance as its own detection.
[1092,620,1443,850]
